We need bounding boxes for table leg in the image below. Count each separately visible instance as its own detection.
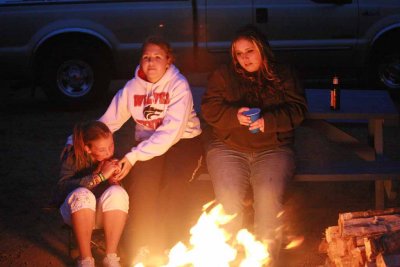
[370,119,396,208]
[370,119,383,156]
[369,119,388,209]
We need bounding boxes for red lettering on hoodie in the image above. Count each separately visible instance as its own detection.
[136,118,163,129]
[154,92,170,104]
[134,93,170,107]
[134,95,146,106]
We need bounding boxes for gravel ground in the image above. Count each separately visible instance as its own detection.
[0,82,399,267]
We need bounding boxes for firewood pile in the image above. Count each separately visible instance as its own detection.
[319,208,400,267]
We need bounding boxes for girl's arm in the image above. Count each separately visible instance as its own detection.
[98,81,133,133]
[51,151,103,207]
[57,154,101,191]
[201,67,243,130]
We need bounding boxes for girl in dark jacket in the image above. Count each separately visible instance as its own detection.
[201,25,307,265]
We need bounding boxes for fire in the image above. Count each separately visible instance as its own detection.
[284,236,305,250]
[134,201,303,267]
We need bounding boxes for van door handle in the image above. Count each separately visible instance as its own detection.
[256,8,268,23]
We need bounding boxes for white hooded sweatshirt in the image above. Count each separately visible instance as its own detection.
[98,64,201,166]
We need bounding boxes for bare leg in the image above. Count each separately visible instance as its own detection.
[71,208,95,259]
[103,210,127,254]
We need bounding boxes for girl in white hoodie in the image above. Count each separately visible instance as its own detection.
[98,36,202,265]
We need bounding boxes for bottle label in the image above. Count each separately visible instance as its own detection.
[330,90,336,109]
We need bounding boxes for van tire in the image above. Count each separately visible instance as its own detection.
[376,52,400,90]
[370,32,400,91]
[40,44,111,104]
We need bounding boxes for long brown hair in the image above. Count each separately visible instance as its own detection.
[72,121,111,170]
[230,25,282,99]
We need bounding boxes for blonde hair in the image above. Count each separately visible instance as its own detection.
[72,121,111,170]
[230,25,281,91]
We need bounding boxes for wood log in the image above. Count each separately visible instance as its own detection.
[342,224,389,238]
[365,231,400,262]
[340,215,400,238]
[339,208,400,222]
[324,227,367,265]
[342,215,400,228]
[333,255,353,267]
[339,210,400,232]
[328,236,348,259]
[375,253,400,267]
[350,246,367,267]
[326,226,340,243]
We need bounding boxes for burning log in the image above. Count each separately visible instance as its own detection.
[321,208,400,267]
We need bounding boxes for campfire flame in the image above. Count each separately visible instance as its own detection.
[284,236,304,250]
[134,201,303,267]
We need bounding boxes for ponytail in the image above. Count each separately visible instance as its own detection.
[72,121,111,170]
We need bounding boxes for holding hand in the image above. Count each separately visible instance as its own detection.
[106,159,121,185]
[237,107,265,133]
[249,117,265,133]
[97,159,121,184]
[237,107,251,126]
[114,157,133,181]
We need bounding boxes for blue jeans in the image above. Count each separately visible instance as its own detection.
[206,139,295,242]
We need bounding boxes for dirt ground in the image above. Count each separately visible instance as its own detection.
[0,81,399,267]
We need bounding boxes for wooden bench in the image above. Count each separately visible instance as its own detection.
[191,87,400,209]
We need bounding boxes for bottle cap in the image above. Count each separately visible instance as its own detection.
[333,75,339,85]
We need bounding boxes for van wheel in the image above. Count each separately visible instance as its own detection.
[40,45,111,104]
[377,53,400,90]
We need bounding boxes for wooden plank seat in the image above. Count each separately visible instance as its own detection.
[294,160,400,182]
[193,157,400,210]
[195,159,400,182]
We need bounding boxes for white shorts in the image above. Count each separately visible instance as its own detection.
[60,185,129,229]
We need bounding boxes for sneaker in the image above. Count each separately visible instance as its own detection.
[103,253,121,267]
[77,257,95,267]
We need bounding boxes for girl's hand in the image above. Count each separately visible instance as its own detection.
[249,117,265,133]
[114,157,133,181]
[107,159,121,185]
[100,160,120,179]
[237,107,251,126]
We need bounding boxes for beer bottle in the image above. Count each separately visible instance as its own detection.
[330,75,340,110]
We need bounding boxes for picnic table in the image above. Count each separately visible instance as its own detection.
[191,87,400,209]
[298,89,400,209]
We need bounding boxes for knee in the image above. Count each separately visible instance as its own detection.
[100,185,129,213]
[67,187,96,213]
